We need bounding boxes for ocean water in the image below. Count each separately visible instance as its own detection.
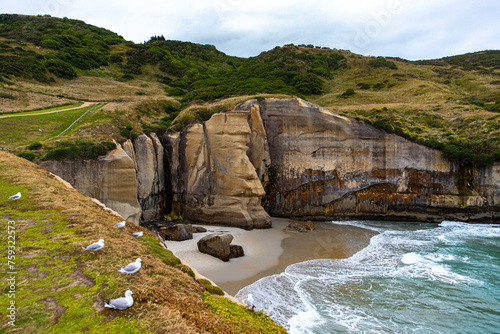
[236,221,500,333]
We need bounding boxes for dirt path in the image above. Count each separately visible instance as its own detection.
[0,102,96,119]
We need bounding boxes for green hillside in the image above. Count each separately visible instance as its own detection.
[1,14,500,166]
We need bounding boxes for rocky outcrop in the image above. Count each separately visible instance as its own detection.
[39,145,142,224]
[133,133,165,222]
[259,98,499,223]
[39,133,166,225]
[197,233,244,261]
[158,224,193,241]
[163,106,272,229]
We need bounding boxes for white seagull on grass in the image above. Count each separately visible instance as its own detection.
[118,258,142,274]
[131,231,143,237]
[113,221,126,228]
[8,192,21,201]
[104,290,134,310]
[245,294,255,309]
[82,239,104,253]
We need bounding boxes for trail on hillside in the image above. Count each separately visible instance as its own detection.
[0,102,96,119]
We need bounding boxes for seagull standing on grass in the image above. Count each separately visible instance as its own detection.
[131,231,143,237]
[104,290,134,310]
[118,258,142,275]
[82,239,104,253]
[8,192,21,201]
[246,293,255,309]
[114,221,126,228]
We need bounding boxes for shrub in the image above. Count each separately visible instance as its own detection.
[119,125,138,140]
[291,73,323,95]
[339,88,355,98]
[42,141,116,160]
[357,82,371,90]
[17,152,36,161]
[198,279,224,295]
[109,53,123,63]
[43,58,77,79]
[369,57,398,70]
[28,142,42,150]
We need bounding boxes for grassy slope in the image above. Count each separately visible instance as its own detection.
[0,152,286,333]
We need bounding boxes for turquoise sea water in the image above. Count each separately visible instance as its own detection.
[236,221,500,333]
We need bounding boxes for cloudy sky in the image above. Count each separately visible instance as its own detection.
[3,0,499,60]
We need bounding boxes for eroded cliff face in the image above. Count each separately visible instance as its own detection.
[163,106,272,229]
[40,98,499,227]
[40,145,142,224]
[39,134,166,225]
[258,98,499,223]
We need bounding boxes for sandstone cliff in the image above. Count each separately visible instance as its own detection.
[163,106,272,229]
[40,145,142,224]
[257,98,499,223]
[40,98,499,226]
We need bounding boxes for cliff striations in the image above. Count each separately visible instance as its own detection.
[258,98,499,223]
[40,98,499,226]
[163,106,272,229]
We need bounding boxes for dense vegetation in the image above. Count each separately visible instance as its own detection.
[0,14,127,82]
[120,39,345,101]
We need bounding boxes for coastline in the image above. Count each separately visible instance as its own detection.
[164,217,377,296]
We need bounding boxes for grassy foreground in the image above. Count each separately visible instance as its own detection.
[0,152,286,333]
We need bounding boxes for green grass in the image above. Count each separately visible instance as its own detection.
[0,103,82,116]
[203,293,287,334]
[0,105,101,149]
[198,279,224,295]
[0,176,145,333]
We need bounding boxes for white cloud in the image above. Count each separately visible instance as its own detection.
[2,0,499,59]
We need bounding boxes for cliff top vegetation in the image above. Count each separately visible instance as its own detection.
[1,14,500,165]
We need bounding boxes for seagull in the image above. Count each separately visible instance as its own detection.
[131,231,143,237]
[114,221,126,228]
[82,239,104,253]
[245,293,255,309]
[118,258,142,274]
[8,192,21,201]
[104,290,134,310]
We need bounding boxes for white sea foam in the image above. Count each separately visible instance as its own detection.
[237,220,500,333]
[401,252,423,264]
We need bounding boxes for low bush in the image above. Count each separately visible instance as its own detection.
[28,142,42,150]
[339,88,355,98]
[41,140,116,160]
[17,151,36,161]
[198,279,224,295]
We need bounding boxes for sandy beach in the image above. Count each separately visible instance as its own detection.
[164,218,377,296]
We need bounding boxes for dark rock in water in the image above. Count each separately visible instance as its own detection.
[197,234,234,262]
[229,244,245,259]
[159,224,193,241]
[285,221,315,232]
[193,226,207,233]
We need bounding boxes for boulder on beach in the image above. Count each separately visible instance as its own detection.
[159,224,193,241]
[230,244,245,259]
[193,226,207,233]
[197,233,244,261]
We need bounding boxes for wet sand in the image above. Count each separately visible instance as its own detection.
[164,218,377,296]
